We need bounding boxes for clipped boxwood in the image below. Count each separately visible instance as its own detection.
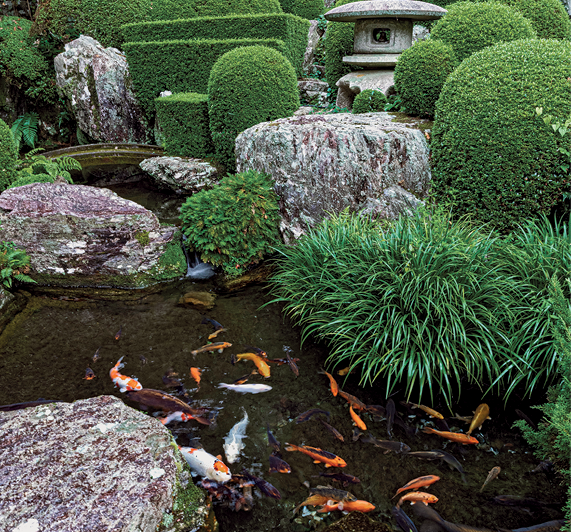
[279,0,324,19]
[430,1,536,63]
[148,0,283,21]
[155,93,214,158]
[0,119,17,192]
[180,170,282,277]
[394,39,457,118]
[208,45,299,171]
[431,38,571,230]
[352,89,387,114]
[121,13,309,77]
[124,38,287,115]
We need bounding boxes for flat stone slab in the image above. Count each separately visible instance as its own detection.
[0,396,186,532]
[236,112,430,243]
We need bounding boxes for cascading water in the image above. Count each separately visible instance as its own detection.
[182,235,216,279]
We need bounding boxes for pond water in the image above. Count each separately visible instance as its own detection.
[0,278,566,532]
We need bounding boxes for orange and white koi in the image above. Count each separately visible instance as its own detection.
[284,443,346,468]
[109,357,142,392]
[396,491,438,509]
[160,411,198,425]
[349,405,367,431]
[422,427,478,445]
[179,446,232,483]
[317,500,376,513]
[236,353,271,378]
[319,370,338,397]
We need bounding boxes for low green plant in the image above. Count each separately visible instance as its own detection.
[0,240,36,289]
[10,113,40,153]
[180,170,281,277]
[352,89,387,114]
[0,119,18,192]
[9,149,81,189]
[384,94,406,112]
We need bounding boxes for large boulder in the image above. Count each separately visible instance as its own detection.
[0,395,208,532]
[0,183,185,288]
[236,112,430,242]
[140,156,219,194]
[54,35,153,144]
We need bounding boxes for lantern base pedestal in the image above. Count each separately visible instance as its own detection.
[335,69,395,110]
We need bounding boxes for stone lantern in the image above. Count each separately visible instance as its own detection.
[324,0,446,108]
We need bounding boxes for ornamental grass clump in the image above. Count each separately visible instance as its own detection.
[180,170,281,277]
[268,209,565,407]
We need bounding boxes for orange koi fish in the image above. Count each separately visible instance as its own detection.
[293,494,330,515]
[392,475,440,498]
[208,328,228,340]
[422,427,479,445]
[284,443,347,468]
[319,370,338,397]
[109,357,142,392]
[236,353,270,378]
[190,367,202,389]
[317,500,376,513]
[409,403,444,420]
[467,403,491,435]
[338,390,366,411]
[191,342,232,355]
[337,367,353,376]
[349,405,367,431]
[83,367,96,380]
[396,491,439,509]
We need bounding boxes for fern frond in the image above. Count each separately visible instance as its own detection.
[13,274,36,284]
[24,148,45,159]
[53,156,82,172]
[11,112,39,151]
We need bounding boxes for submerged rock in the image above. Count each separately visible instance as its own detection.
[178,290,217,310]
[0,183,185,288]
[235,112,430,243]
[0,395,209,532]
[54,35,152,144]
[140,156,219,194]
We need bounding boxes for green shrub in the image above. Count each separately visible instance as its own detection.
[121,13,309,77]
[34,0,152,49]
[351,89,387,114]
[0,119,18,192]
[394,39,457,118]
[430,2,536,63]
[155,93,214,158]
[11,150,80,189]
[180,170,282,277]
[431,39,571,230]
[8,173,60,189]
[279,0,324,19]
[208,45,299,171]
[148,0,283,21]
[125,38,287,115]
[0,17,56,104]
[0,240,35,289]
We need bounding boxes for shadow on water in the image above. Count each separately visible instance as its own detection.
[0,277,566,531]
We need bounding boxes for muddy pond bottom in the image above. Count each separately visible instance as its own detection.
[0,279,566,532]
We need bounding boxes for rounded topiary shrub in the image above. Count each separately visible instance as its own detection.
[430,2,536,63]
[394,39,457,118]
[279,0,324,19]
[352,89,387,113]
[0,119,18,192]
[208,45,299,172]
[149,0,282,20]
[431,38,571,231]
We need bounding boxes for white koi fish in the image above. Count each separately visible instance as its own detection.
[217,383,272,394]
[159,411,197,425]
[224,408,249,464]
[179,446,232,483]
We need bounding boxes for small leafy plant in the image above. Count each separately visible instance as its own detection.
[180,170,282,277]
[10,112,39,152]
[9,149,81,189]
[0,240,36,289]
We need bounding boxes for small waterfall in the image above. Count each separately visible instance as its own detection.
[181,235,216,280]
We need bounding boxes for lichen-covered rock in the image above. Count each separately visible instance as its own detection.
[236,112,430,242]
[336,70,395,110]
[0,395,208,532]
[54,35,152,144]
[0,183,185,288]
[303,20,325,74]
[298,79,329,108]
[140,156,219,194]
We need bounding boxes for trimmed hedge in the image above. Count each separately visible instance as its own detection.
[124,38,287,115]
[148,0,283,21]
[121,13,309,77]
[279,0,324,19]
[208,45,299,171]
[394,39,457,118]
[34,0,152,49]
[430,2,536,63]
[0,119,17,192]
[352,89,387,114]
[155,93,213,158]
[431,39,571,230]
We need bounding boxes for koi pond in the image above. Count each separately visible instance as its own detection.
[0,176,566,532]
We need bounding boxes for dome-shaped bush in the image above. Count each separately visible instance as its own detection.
[352,89,387,113]
[208,45,299,171]
[394,39,457,118]
[149,0,282,20]
[430,2,536,63]
[0,119,18,192]
[431,39,571,230]
[279,0,324,19]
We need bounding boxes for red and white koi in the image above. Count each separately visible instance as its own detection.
[109,357,142,392]
[159,411,197,425]
[179,446,232,483]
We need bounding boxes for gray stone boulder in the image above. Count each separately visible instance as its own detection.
[0,183,185,288]
[235,112,430,242]
[0,395,208,532]
[298,79,329,108]
[303,20,326,75]
[54,35,153,144]
[140,156,219,194]
[336,70,395,109]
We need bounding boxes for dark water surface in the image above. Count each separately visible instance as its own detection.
[0,278,566,532]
